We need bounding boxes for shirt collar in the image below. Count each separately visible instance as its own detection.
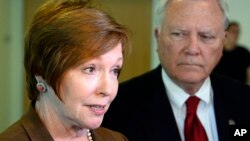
[161,68,212,109]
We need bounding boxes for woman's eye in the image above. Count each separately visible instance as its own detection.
[112,67,121,77]
[83,66,95,74]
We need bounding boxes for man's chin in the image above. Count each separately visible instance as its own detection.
[175,73,206,86]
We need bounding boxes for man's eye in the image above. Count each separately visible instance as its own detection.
[171,32,182,37]
[200,34,215,43]
[170,32,186,40]
[201,35,214,39]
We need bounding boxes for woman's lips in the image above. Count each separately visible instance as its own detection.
[88,105,106,115]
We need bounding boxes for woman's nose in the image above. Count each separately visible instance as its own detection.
[97,73,114,97]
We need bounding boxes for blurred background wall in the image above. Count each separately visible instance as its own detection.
[100,0,152,82]
[0,0,24,132]
[0,0,250,132]
[227,0,250,50]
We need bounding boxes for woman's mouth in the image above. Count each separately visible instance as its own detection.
[88,105,106,115]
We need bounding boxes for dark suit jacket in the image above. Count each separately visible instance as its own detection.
[0,104,128,141]
[102,66,250,141]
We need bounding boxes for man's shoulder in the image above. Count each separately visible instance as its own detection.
[211,73,250,100]
[120,66,161,88]
[211,73,250,124]
[115,66,163,103]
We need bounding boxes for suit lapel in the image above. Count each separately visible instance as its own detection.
[143,69,232,141]
[143,66,182,141]
[21,105,54,141]
[211,75,230,141]
[141,68,234,141]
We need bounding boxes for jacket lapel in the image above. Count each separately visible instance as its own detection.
[211,75,230,141]
[143,66,182,141]
[21,105,54,141]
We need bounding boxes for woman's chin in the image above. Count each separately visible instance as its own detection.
[87,118,103,129]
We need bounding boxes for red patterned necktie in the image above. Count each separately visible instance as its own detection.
[184,96,208,141]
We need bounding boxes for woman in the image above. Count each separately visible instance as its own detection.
[0,0,130,140]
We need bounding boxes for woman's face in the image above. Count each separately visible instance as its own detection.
[59,42,123,129]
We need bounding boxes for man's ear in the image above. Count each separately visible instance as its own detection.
[154,28,160,41]
[154,28,160,53]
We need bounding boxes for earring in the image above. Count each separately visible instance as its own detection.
[36,82,47,93]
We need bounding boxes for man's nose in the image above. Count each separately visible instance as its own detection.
[185,35,200,56]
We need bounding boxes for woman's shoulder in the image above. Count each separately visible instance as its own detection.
[92,127,128,141]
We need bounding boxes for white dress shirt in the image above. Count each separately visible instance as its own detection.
[161,69,219,141]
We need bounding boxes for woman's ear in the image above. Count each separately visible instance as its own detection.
[35,75,47,93]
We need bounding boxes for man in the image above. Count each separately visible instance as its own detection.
[102,0,250,141]
[214,22,250,84]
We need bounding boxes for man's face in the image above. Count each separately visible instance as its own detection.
[156,0,226,91]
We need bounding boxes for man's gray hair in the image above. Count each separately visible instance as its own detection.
[154,0,230,31]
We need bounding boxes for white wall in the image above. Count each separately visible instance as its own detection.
[151,0,250,68]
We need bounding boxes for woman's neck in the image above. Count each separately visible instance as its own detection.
[35,92,89,141]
